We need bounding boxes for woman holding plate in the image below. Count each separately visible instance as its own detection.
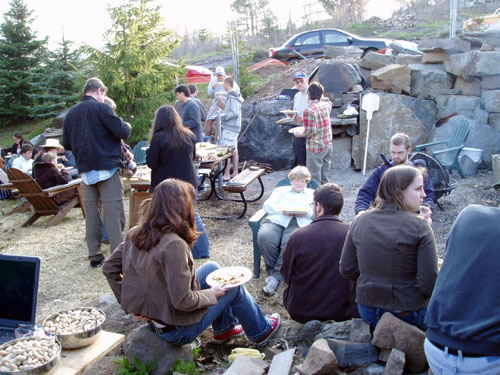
[103,179,280,346]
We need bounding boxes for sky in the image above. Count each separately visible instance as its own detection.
[0,0,400,49]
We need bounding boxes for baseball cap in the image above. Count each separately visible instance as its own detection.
[293,71,307,80]
[215,66,225,76]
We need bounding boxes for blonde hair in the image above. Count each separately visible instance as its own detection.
[288,166,311,183]
[42,152,56,163]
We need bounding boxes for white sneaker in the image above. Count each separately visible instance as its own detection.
[263,276,281,296]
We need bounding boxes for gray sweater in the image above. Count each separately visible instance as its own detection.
[221,91,244,133]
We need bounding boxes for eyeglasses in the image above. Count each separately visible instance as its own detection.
[309,202,316,208]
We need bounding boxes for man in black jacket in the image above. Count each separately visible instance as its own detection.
[63,77,131,268]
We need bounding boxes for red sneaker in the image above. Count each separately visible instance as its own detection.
[212,324,244,344]
[256,313,280,346]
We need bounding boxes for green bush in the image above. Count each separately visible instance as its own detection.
[114,356,157,375]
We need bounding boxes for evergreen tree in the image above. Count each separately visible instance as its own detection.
[0,0,47,121]
[30,36,83,119]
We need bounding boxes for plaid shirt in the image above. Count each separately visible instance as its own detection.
[303,100,332,153]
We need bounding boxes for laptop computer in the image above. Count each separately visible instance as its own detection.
[0,254,41,345]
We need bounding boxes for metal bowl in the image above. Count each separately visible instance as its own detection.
[42,307,105,349]
[0,336,61,375]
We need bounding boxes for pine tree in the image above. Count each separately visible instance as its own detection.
[0,0,47,121]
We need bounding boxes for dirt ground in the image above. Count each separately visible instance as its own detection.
[0,166,499,373]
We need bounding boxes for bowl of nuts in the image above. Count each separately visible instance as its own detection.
[0,336,61,374]
[42,307,105,349]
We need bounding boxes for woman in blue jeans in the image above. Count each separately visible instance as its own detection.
[103,179,280,346]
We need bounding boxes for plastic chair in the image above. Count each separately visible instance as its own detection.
[414,119,470,178]
[248,177,320,278]
[132,140,148,166]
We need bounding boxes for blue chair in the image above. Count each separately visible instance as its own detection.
[132,140,149,166]
[248,177,320,278]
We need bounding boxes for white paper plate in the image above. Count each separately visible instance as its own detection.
[206,266,252,288]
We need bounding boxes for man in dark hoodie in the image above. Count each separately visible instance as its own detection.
[424,204,500,373]
[219,77,243,181]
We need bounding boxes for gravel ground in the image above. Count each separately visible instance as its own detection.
[0,166,498,373]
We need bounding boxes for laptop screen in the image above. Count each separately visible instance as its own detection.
[0,255,40,327]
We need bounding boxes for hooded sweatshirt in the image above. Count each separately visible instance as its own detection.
[221,91,244,133]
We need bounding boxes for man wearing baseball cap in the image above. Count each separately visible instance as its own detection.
[291,71,309,166]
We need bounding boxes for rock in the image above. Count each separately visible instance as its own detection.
[123,325,192,375]
[92,293,139,333]
[444,51,500,79]
[360,52,395,71]
[371,312,427,373]
[411,69,453,99]
[384,348,405,375]
[326,338,378,367]
[480,43,496,51]
[378,349,392,362]
[371,64,411,94]
[278,320,303,346]
[417,38,471,54]
[481,74,500,90]
[295,339,340,375]
[353,92,436,170]
[365,363,386,374]
[349,318,372,343]
[394,54,422,65]
[435,95,480,119]
[223,355,269,375]
[268,348,295,375]
[263,346,281,362]
[482,90,500,113]
[422,51,449,64]
[350,84,363,92]
[297,320,323,357]
[317,61,363,93]
[390,41,422,56]
[462,30,500,48]
[408,64,445,72]
[324,46,363,59]
[239,100,296,170]
[331,137,352,170]
[490,113,500,131]
[453,77,481,97]
[319,320,352,341]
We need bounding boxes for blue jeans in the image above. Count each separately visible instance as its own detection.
[424,338,500,374]
[358,304,427,330]
[191,211,210,259]
[157,262,272,346]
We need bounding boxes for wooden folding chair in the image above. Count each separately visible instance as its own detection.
[7,168,85,227]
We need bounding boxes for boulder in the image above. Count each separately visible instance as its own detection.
[353,93,436,170]
[408,64,445,72]
[417,38,471,54]
[295,339,340,375]
[411,69,453,99]
[482,89,500,113]
[360,52,395,71]
[326,338,378,367]
[444,51,500,79]
[390,41,422,56]
[365,363,386,374]
[93,293,139,333]
[490,113,500,131]
[318,320,352,341]
[324,45,363,59]
[223,356,269,375]
[394,54,422,65]
[371,64,411,94]
[462,30,500,48]
[297,320,323,357]
[331,137,352,170]
[371,313,427,373]
[349,318,372,343]
[453,77,481,97]
[422,51,449,64]
[435,95,480,119]
[481,74,500,90]
[384,348,405,375]
[268,348,295,375]
[123,325,192,375]
[316,61,363,93]
[239,100,296,170]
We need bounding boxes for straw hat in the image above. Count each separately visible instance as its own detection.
[40,138,64,150]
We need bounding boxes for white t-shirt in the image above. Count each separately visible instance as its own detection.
[11,156,33,174]
[293,90,309,117]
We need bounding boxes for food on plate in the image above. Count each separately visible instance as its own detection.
[207,267,251,287]
[0,336,59,372]
[212,270,246,286]
[280,109,297,119]
[43,307,105,335]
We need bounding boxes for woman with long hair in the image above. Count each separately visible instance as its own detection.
[103,179,280,346]
[146,105,209,258]
[340,165,438,330]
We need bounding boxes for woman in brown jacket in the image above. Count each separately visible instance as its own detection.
[340,165,438,330]
[103,179,280,346]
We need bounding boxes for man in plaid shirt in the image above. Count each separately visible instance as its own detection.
[303,82,332,185]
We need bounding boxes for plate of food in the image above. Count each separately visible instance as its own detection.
[283,207,309,216]
[206,266,252,288]
[280,109,297,118]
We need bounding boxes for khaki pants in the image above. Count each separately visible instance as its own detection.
[306,145,332,185]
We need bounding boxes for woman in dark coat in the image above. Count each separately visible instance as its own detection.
[33,153,76,205]
[146,105,210,259]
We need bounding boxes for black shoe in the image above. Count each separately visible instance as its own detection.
[90,257,105,268]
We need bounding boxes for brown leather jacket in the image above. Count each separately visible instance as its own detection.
[103,228,217,326]
[340,203,438,311]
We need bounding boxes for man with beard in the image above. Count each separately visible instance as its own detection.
[355,133,435,217]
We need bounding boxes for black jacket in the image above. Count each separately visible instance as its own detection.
[62,96,131,174]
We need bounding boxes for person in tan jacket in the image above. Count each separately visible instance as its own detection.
[103,179,280,346]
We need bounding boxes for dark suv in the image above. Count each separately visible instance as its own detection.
[269,29,390,63]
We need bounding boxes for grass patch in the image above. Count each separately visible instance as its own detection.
[347,22,389,36]
[0,119,51,149]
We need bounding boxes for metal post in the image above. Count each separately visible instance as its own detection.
[230,22,240,87]
[450,0,458,39]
